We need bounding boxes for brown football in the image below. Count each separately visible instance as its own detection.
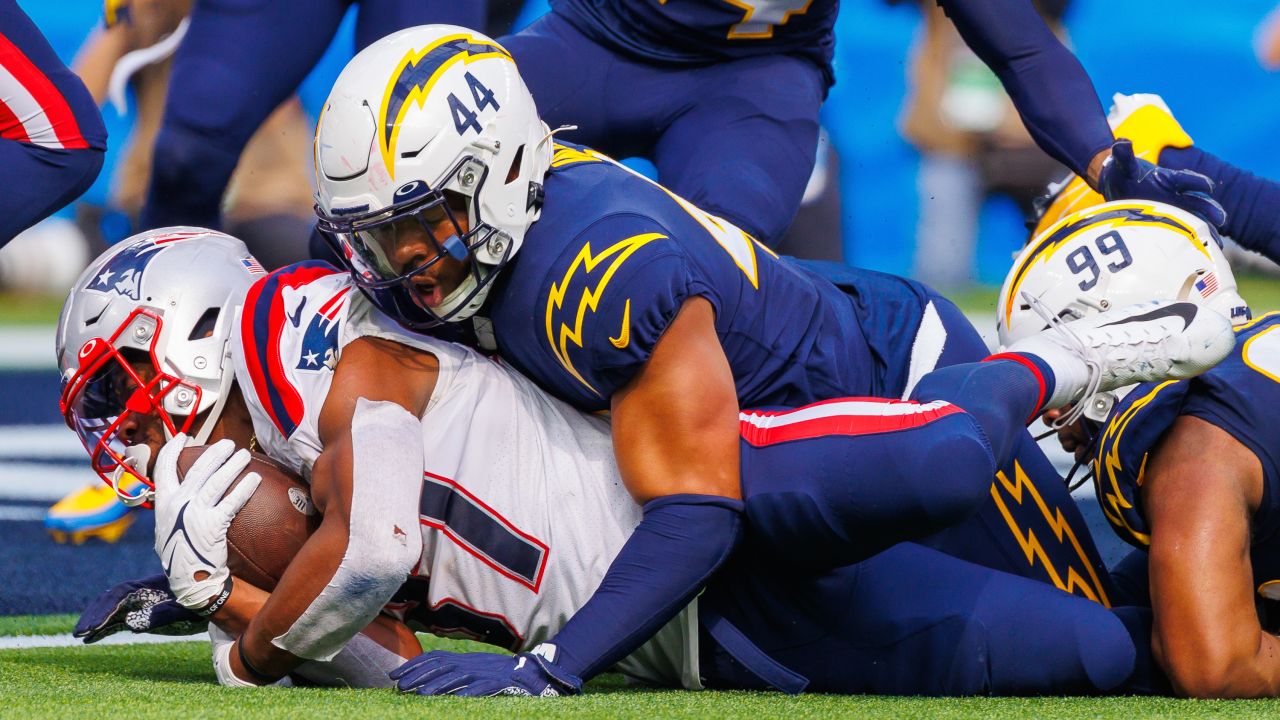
[176,446,320,591]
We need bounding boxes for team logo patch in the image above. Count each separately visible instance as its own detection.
[296,287,351,373]
[378,33,511,178]
[545,233,663,395]
[86,232,202,300]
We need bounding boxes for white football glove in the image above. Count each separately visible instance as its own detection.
[152,435,261,615]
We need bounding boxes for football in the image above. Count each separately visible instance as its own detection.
[176,445,320,591]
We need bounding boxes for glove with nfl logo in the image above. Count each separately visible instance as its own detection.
[74,573,206,643]
[1098,139,1227,228]
[390,643,583,697]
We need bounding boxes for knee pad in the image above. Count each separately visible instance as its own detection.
[910,415,997,526]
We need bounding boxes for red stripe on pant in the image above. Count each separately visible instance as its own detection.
[0,31,86,149]
[740,398,963,447]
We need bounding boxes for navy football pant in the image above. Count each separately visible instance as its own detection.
[501,11,824,245]
[738,357,1041,570]
[141,0,484,231]
[0,0,104,247]
[700,542,1136,695]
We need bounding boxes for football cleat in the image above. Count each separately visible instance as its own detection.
[45,479,142,544]
[1031,93,1196,237]
[1008,297,1234,425]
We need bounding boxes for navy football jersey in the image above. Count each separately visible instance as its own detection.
[1092,312,1280,589]
[551,0,836,79]
[486,142,931,413]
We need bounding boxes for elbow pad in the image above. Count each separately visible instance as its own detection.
[272,399,424,661]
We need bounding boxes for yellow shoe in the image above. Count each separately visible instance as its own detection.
[1030,93,1196,238]
[45,482,139,544]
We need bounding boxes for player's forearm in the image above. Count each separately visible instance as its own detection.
[237,516,352,678]
[547,494,742,679]
[1160,146,1280,260]
[210,577,269,637]
[1160,629,1280,698]
[939,0,1113,178]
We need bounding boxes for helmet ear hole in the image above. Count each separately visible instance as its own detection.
[187,307,221,341]
[505,144,525,184]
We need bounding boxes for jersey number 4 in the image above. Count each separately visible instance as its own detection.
[725,0,814,39]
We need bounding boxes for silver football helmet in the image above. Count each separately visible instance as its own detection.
[56,227,263,505]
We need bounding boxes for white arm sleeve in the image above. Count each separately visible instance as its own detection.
[271,398,424,661]
[292,631,413,688]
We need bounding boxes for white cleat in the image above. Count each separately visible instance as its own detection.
[1008,297,1235,422]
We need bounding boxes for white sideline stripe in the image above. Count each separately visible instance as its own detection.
[0,326,56,369]
[0,505,45,521]
[0,425,85,458]
[0,463,96,501]
[739,399,952,429]
[0,632,206,650]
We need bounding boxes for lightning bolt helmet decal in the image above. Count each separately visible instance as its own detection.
[378,34,511,179]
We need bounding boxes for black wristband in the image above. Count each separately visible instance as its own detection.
[236,636,280,684]
[194,576,234,618]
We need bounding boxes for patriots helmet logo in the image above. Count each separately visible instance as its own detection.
[85,232,202,301]
[378,33,511,178]
[296,288,351,373]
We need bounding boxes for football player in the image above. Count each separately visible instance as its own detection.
[1001,199,1280,698]
[62,229,1229,694]
[0,0,105,247]
[310,24,1206,691]
[500,0,1225,247]
[136,0,485,233]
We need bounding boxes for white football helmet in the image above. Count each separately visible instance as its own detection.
[56,228,263,505]
[313,25,552,329]
[998,200,1250,420]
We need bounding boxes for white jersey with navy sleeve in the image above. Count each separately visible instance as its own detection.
[231,261,700,689]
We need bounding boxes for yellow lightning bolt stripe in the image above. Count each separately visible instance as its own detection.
[551,144,609,168]
[545,233,665,395]
[377,33,512,180]
[1091,379,1184,547]
[989,461,1111,607]
[1005,202,1207,326]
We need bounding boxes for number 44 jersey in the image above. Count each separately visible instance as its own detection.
[232,263,701,689]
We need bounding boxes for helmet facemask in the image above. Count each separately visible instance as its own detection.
[59,308,210,507]
[317,154,514,330]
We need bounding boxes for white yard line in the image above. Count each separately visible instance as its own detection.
[0,631,206,650]
[0,425,85,458]
[0,326,55,370]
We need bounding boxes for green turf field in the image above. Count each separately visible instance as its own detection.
[2,620,1279,719]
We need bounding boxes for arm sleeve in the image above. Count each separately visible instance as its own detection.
[1160,146,1280,262]
[549,494,743,680]
[938,0,1114,176]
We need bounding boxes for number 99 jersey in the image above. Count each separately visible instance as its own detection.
[1092,313,1280,587]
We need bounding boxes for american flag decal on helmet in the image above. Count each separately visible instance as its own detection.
[241,257,266,274]
[1195,272,1219,298]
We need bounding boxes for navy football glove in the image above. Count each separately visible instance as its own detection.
[1098,139,1227,228]
[74,573,206,644]
[390,644,583,697]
